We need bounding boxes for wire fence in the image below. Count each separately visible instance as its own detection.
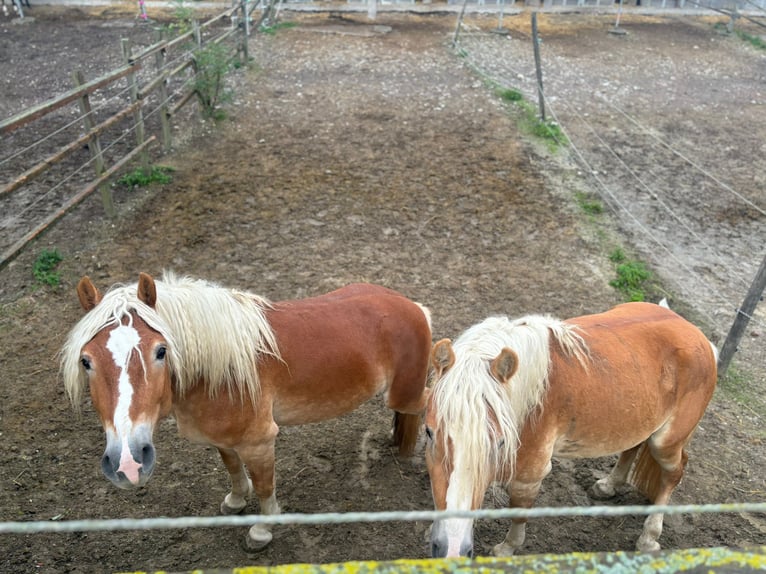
[453,15,766,351]
[2,501,766,534]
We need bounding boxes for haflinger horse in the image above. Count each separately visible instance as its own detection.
[424,301,718,558]
[61,272,432,550]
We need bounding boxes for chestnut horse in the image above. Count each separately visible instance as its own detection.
[61,272,432,550]
[425,302,717,558]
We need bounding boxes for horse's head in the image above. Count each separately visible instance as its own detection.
[64,273,173,489]
[424,337,520,558]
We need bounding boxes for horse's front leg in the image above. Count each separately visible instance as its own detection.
[493,452,552,557]
[241,423,281,552]
[217,447,252,515]
[493,477,544,557]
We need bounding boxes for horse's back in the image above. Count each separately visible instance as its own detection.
[534,302,717,459]
[569,302,716,376]
[264,283,432,424]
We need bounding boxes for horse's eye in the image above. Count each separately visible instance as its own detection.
[497,438,505,449]
[425,426,434,441]
[155,345,167,361]
[80,357,92,371]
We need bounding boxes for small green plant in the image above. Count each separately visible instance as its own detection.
[33,249,63,287]
[193,43,234,120]
[118,166,174,188]
[575,191,603,215]
[609,248,626,263]
[498,88,524,103]
[609,253,651,302]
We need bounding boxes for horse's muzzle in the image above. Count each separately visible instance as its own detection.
[430,519,474,558]
[101,427,156,489]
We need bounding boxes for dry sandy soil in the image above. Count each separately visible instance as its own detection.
[0,5,765,573]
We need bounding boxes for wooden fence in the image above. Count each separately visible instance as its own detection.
[0,0,271,271]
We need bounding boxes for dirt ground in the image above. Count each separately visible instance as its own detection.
[0,5,765,573]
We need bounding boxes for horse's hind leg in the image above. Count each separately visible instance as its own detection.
[387,383,430,457]
[218,447,252,515]
[630,439,689,552]
[590,444,641,499]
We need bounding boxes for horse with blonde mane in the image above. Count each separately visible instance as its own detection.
[424,301,717,557]
[61,272,432,551]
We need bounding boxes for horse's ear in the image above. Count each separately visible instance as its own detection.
[76,276,102,311]
[490,348,519,385]
[137,272,157,308]
[430,339,455,380]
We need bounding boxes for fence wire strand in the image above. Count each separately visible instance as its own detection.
[2,501,766,535]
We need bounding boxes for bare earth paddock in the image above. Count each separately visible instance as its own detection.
[0,5,765,573]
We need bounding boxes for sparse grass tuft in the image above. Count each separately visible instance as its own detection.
[260,21,298,35]
[575,191,603,215]
[718,367,766,432]
[494,88,568,151]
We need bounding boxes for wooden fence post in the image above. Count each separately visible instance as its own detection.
[122,38,150,173]
[531,12,546,122]
[154,29,173,152]
[717,253,766,376]
[72,70,115,217]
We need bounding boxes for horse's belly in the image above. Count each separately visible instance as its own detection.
[552,432,645,459]
[273,385,382,426]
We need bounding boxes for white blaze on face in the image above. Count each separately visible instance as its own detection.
[443,449,474,557]
[106,324,142,484]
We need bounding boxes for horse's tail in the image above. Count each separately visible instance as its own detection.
[628,441,689,502]
[628,442,663,502]
[392,411,421,457]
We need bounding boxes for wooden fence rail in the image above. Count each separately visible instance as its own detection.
[0,0,266,271]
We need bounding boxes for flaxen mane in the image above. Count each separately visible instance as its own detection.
[431,314,587,502]
[61,272,280,408]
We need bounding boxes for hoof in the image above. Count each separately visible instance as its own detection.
[589,478,616,500]
[244,526,273,552]
[636,534,661,553]
[493,542,516,557]
[220,495,247,515]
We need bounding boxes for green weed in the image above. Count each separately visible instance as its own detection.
[735,29,766,50]
[118,166,174,188]
[609,255,651,302]
[498,88,524,103]
[33,249,63,287]
[496,88,567,151]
